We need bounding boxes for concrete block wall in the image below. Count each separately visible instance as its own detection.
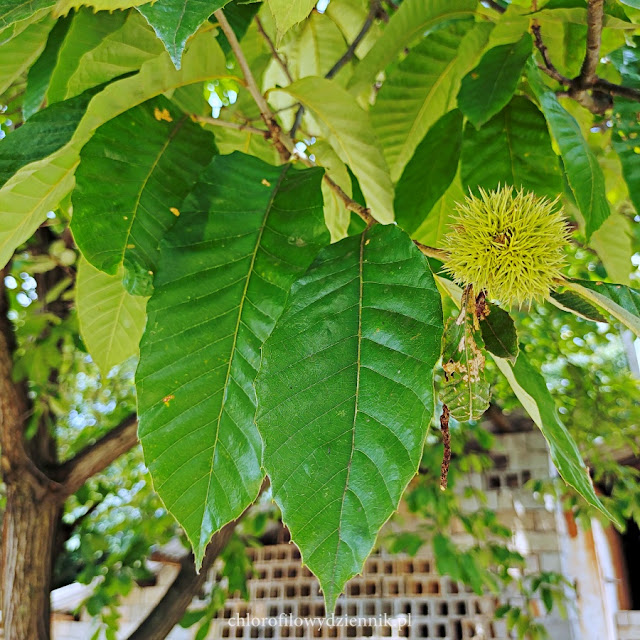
[207,430,577,640]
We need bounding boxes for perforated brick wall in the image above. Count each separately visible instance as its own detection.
[205,431,575,640]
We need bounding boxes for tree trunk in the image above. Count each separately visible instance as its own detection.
[2,482,60,640]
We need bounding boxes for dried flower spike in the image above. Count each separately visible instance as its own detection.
[442,186,570,307]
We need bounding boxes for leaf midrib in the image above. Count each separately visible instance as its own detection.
[200,163,291,544]
[329,230,365,605]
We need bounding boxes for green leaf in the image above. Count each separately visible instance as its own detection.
[457,33,533,128]
[266,0,316,41]
[371,20,491,181]
[273,76,394,223]
[413,172,465,248]
[493,351,620,526]
[548,290,607,323]
[137,153,330,567]
[0,15,54,96]
[47,8,128,103]
[310,139,352,242]
[527,62,610,240]
[612,98,640,216]
[618,0,640,7]
[57,10,164,100]
[53,0,153,14]
[440,287,491,421]
[23,14,72,119]
[460,96,562,198]
[255,224,443,612]
[347,0,478,97]
[394,109,463,236]
[0,0,54,28]
[0,84,99,188]
[138,0,229,70]
[325,0,379,60]
[480,303,519,363]
[77,258,147,376]
[565,279,640,337]
[71,96,216,296]
[0,28,229,271]
[589,213,633,286]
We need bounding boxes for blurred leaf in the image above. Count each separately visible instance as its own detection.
[274,76,394,223]
[566,279,640,336]
[348,0,478,96]
[372,20,490,181]
[72,96,216,296]
[460,96,562,199]
[493,351,621,526]
[23,13,72,119]
[527,62,609,239]
[457,33,533,128]
[395,110,463,237]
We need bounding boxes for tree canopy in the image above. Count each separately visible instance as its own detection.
[1,0,640,638]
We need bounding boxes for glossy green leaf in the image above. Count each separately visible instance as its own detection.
[347,0,478,96]
[527,62,609,239]
[0,15,53,96]
[458,33,532,128]
[0,84,99,188]
[394,110,463,236]
[138,0,229,69]
[72,96,216,296]
[47,8,127,103]
[371,21,491,181]
[565,279,640,337]
[548,290,607,324]
[480,303,519,363]
[137,153,330,567]
[460,96,562,198]
[440,288,491,421]
[612,99,640,216]
[0,29,229,271]
[76,258,147,376]
[274,76,394,223]
[618,0,640,7]
[493,352,620,526]
[256,224,444,612]
[267,0,316,41]
[23,14,72,119]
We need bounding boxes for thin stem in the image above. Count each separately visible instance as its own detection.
[483,0,506,13]
[255,16,293,83]
[214,8,292,162]
[532,24,571,85]
[439,404,451,491]
[325,1,380,80]
[193,114,270,137]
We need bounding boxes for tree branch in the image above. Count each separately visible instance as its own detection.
[483,0,506,13]
[214,8,292,162]
[291,0,383,138]
[579,0,604,87]
[255,16,293,83]
[530,0,639,114]
[54,414,138,499]
[126,480,268,640]
[126,520,237,640]
[325,1,381,80]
